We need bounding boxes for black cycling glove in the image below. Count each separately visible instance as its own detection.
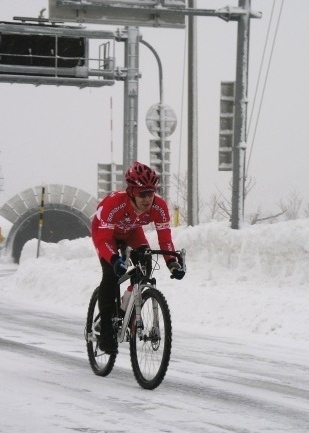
[167,261,185,280]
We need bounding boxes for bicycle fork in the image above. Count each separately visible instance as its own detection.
[117,283,161,343]
[133,283,143,338]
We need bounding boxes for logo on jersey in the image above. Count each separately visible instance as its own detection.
[152,204,168,222]
[107,202,126,222]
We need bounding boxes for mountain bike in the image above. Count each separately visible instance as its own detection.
[85,246,186,390]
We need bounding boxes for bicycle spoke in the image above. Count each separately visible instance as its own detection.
[86,287,117,376]
[130,288,172,390]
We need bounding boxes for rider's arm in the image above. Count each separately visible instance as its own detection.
[152,197,177,264]
[91,194,122,264]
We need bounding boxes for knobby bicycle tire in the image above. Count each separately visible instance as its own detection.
[85,287,117,376]
[130,287,172,390]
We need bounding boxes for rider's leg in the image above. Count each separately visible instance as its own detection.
[98,258,119,353]
[126,229,151,275]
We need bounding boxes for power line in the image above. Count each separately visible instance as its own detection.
[247,0,276,139]
[176,21,188,207]
[246,0,285,174]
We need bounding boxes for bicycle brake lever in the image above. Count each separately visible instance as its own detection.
[180,248,187,273]
[118,265,136,285]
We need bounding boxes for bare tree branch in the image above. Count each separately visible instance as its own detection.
[170,173,309,226]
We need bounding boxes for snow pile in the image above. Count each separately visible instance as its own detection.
[1,219,309,342]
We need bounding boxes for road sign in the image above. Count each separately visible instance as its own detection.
[146,103,177,138]
[49,0,186,28]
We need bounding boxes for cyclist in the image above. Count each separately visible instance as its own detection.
[92,161,185,354]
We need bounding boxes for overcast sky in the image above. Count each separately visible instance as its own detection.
[0,0,308,219]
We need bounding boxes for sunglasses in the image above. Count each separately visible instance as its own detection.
[133,189,155,198]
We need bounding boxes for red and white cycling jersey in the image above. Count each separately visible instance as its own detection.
[92,191,175,264]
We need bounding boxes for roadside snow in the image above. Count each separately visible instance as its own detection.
[1,219,309,343]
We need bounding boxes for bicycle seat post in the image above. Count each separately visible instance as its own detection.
[125,246,133,269]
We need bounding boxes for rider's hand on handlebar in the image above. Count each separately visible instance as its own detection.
[167,261,185,280]
[112,257,127,277]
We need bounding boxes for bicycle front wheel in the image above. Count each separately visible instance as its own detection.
[130,288,172,390]
[85,287,117,377]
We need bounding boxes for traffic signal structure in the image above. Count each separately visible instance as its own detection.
[0,33,87,77]
[150,139,171,198]
[219,81,235,171]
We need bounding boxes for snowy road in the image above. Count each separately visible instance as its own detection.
[0,264,17,278]
[0,300,309,433]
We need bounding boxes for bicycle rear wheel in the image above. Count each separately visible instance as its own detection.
[85,287,117,376]
[130,288,172,390]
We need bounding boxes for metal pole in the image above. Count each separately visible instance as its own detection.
[187,0,199,226]
[123,26,139,175]
[36,185,45,258]
[140,40,163,104]
[0,150,4,193]
[231,0,250,229]
[140,39,168,199]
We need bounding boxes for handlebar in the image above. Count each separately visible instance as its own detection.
[150,249,184,259]
[118,247,186,285]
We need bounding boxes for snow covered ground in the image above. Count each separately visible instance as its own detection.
[0,218,309,432]
[1,218,309,343]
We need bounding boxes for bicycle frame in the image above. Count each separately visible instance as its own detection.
[117,246,186,342]
[117,281,151,343]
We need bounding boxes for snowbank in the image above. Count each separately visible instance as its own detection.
[1,219,309,343]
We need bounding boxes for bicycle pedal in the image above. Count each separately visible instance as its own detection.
[125,329,131,341]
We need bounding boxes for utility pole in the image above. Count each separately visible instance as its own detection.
[123,26,139,174]
[187,0,199,226]
[231,0,251,229]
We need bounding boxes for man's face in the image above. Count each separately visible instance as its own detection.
[133,189,155,212]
